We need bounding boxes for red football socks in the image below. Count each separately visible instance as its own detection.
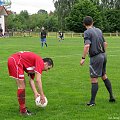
[17,89,26,113]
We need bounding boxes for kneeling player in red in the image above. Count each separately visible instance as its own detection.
[8,51,54,115]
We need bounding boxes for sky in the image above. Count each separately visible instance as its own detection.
[9,0,55,14]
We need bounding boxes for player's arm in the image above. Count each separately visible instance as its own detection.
[45,31,47,37]
[102,35,107,50]
[41,32,43,37]
[80,44,90,66]
[28,73,40,98]
[39,32,41,37]
[29,77,40,99]
[35,72,45,104]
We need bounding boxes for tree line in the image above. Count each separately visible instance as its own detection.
[6,0,120,33]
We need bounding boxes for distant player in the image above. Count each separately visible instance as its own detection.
[58,31,64,42]
[80,16,115,106]
[40,27,47,47]
[0,25,3,37]
[8,51,54,115]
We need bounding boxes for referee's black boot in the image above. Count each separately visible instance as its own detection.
[87,102,95,106]
[109,97,116,102]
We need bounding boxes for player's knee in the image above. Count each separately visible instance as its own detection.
[91,78,98,83]
[102,74,107,80]
[16,80,25,89]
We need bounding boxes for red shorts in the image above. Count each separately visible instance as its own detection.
[8,54,24,80]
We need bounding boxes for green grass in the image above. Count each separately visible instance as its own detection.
[0,36,120,120]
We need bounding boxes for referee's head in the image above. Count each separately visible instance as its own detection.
[83,16,93,26]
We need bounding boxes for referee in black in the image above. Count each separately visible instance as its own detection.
[80,16,115,106]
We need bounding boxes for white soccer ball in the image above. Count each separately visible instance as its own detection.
[35,96,48,107]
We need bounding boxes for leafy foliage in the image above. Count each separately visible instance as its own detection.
[53,0,78,30]
[37,9,48,14]
[5,0,120,32]
[103,9,120,32]
[66,0,102,32]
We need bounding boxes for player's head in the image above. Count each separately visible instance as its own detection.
[41,27,45,30]
[83,16,93,26]
[43,58,54,71]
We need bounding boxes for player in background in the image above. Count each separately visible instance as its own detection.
[40,27,48,47]
[80,16,115,106]
[8,51,54,115]
[0,25,3,37]
[58,31,64,42]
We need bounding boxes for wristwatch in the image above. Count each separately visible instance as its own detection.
[82,57,85,59]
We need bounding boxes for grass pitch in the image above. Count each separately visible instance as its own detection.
[0,36,120,120]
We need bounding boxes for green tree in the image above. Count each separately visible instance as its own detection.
[103,9,120,32]
[12,15,24,31]
[6,11,58,32]
[19,10,29,19]
[44,15,58,32]
[6,10,30,31]
[29,14,48,31]
[53,0,78,31]
[19,10,30,30]
[6,14,15,31]
[37,9,48,14]
[66,0,102,32]
[90,0,120,9]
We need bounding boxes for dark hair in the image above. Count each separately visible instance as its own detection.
[83,16,93,26]
[43,58,54,67]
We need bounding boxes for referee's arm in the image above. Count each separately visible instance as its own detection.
[80,44,90,66]
[82,44,90,58]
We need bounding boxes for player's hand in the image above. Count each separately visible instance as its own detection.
[34,93,40,99]
[40,95,45,104]
[80,59,85,66]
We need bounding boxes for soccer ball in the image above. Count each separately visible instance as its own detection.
[35,96,48,107]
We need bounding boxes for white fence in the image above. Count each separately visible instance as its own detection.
[7,32,120,37]
[47,32,120,38]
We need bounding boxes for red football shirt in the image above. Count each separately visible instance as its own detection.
[8,51,44,80]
